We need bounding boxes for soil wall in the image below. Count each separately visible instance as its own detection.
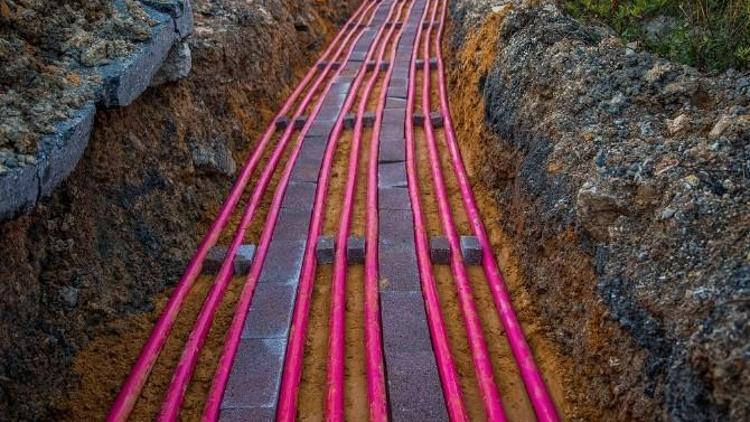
[447,0,749,420]
[0,0,356,419]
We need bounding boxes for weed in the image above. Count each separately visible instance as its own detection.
[564,0,750,72]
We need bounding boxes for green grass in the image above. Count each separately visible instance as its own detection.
[564,0,750,72]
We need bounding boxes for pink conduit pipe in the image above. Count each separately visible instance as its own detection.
[105,4,369,420]
[200,3,381,421]
[433,1,561,421]
[403,0,469,420]
[277,1,402,420]
[325,1,410,419]
[419,0,506,420]
[363,2,418,420]
[157,3,375,419]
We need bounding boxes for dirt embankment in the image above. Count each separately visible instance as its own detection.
[0,0,355,419]
[447,0,749,420]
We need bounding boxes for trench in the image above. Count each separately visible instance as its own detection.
[29,1,605,420]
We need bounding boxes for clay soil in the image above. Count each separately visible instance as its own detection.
[444,9,617,421]
[0,0,357,419]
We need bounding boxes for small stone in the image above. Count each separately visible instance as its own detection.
[59,286,79,308]
[660,207,676,220]
[150,40,192,86]
[347,236,365,264]
[317,235,335,264]
[709,115,731,139]
[460,236,482,265]
[667,114,690,135]
[430,236,451,264]
[189,134,237,177]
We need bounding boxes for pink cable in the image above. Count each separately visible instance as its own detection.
[433,1,561,421]
[403,0,469,420]
[325,1,411,420]
[156,4,376,420]
[276,1,403,420]
[419,0,506,420]
[199,3,381,421]
[105,2,371,420]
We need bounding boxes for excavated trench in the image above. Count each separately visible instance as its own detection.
[3,0,688,420]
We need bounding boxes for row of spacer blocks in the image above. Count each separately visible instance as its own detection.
[413,111,444,128]
[203,244,257,275]
[316,235,366,264]
[429,235,482,265]
[344,111,376,129]
[416,57,438,69]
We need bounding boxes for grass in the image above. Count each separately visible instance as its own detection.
[564,0,750,72]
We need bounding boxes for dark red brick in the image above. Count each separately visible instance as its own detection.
[220,406,275,422]
[378,187,410,210]
[378,162,408,188]
[380,291,433,353]
[242,282,296,339]
[221,338,286,409]
[384,351,448,422]
[272,207,311,241]
[378,137,405,163]
[258,239,306,284]
[290,158,322,182]
[378,245,421,292]
[282,181,317,212]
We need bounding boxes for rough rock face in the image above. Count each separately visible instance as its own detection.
[0,0,355,419]
[449,0,749,420]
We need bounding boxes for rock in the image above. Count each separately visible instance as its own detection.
[59,287,79,308]
[576,184,625,241]
[188,134,237,177]
[709,115,732,139]
[150,40,192,86]
[667,114,690,135]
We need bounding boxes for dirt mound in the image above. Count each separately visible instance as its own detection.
[0,0,354,419]
[448,0,749,420]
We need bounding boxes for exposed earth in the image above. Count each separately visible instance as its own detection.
[0,0,748,420]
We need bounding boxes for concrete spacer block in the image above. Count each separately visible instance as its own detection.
[363,111,376,128]
[430,236,451,264]
[430,111,444,128]
[317,61,340,70]
[293,116,307,130]
[413,112,425,126]
[204,244,256,275]
[317,235,335,264]
[422,21,437,29]
[344,112,356,130]
[416,58,438,70]
[460,235,482,265]
[347,236,366,264]
[275,116,289,130]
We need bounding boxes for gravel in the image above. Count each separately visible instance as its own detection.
[450,0,749,419]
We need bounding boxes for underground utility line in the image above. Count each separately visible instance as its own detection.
[108,1,375,420]
[403,0,470,420]
[431,0,560,420]
[419,0,506,419]
[156,3,380,421]
[325,0,412,420]
[201,3,384,421]
[275,1,405,420]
